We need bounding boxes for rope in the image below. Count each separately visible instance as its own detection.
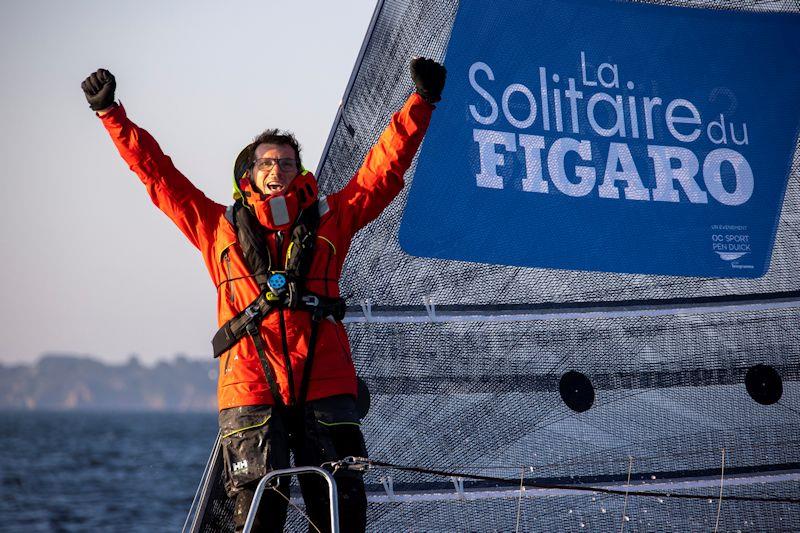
[267,483,324,533]
[514,467,524,533]
[619,456,633,533]
[361,459,800,504]
[713,448,726,533]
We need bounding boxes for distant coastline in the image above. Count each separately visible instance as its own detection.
[0,354,217,412]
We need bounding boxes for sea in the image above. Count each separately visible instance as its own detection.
[0,411,218,532]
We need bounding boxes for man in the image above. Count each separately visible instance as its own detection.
[82,58,445,532]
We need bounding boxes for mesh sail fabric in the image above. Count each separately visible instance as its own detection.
[192,0,800,531]
[318,0,800,304]
[314,0,799,529]
[350,308,799,530]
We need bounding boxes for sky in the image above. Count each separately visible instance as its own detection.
[0,0,376,365]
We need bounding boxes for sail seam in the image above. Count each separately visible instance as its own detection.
[343,297,800,323]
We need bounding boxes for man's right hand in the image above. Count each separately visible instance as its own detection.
[81,69,117,112]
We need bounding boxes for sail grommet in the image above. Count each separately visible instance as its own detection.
[559,371,595,412]
[745,364,782,405]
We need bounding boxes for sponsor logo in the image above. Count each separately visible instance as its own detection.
[710,225,753,267]
[470,51,753,207]
[399,0,800,278]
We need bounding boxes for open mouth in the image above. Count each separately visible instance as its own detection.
[265,182,284,192]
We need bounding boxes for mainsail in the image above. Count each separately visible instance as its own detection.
[187,0,800,530]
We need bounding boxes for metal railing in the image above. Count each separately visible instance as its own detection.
[183,431,223,533]
[243,466,340,533]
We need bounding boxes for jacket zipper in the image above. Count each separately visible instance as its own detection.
[223,351,232,375]
[276,231,284,265]
[223,250,235,304]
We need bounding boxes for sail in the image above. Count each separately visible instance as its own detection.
[186,0,800,530]
[314,0,800,530]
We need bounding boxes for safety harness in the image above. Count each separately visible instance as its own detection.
[211,199,346,407]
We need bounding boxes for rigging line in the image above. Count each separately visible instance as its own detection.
[620,456,633,533]
[349,289,800,315]
[363,459,800,504]
[713,448,726,533]
[267,484,323,533]
[435,439,800,471]
[514,467,524,533]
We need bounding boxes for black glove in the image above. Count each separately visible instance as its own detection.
[410,57,446,104]
[81,69,117,111]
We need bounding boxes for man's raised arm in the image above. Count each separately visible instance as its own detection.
[336,58,446,235]
[82,69,223,251]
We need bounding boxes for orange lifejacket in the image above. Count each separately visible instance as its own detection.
[100,94,433,410]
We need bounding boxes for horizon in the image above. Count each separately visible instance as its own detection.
[0,351,213,368]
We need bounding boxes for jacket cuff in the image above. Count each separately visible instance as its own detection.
[409,91,436,111]
[97,102,127,126]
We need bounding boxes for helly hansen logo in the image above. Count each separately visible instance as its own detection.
[233,460,248,474]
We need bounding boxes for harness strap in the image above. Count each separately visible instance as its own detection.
[297,312,324,406]
[276,309,297,406]
[246,321,284,407]
[211,290,276,358]
[212,290,345,359]
[217,198,340,407]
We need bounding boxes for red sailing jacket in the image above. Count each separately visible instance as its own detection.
[100,94,433,410]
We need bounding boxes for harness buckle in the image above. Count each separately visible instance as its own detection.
[245,305,260,319]
[302,295,320,308]
[245,320,259,336]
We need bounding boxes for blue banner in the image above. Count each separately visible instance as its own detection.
[399,0,800,278]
